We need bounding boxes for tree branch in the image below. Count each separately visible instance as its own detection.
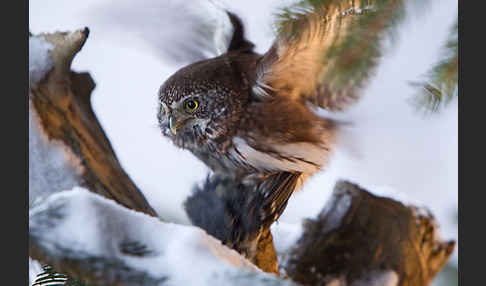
[282,181,455,286]
[29,29,157,216]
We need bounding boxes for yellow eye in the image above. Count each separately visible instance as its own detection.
[184,99,199,112]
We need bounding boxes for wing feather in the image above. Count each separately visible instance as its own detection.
[89,0,254,66]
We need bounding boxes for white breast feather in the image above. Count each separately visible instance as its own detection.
[231,137,328,174]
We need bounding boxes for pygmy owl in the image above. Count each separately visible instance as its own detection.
[158,6,361,219]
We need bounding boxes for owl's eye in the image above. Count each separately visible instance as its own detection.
[160,105,165,114]
[184,99,199,112]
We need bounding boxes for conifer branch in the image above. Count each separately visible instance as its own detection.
[273,0,409,109]
[411,19,458,113]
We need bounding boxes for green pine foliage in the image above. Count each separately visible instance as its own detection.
[273,0,458,114]
[274,0,408,101]
[411,19,458,113]
[33,265,90,286]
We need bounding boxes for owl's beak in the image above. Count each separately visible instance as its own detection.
[169,115,183,135]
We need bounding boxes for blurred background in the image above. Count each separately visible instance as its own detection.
[29,0,457,284]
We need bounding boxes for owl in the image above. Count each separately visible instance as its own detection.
[156,4,364,219]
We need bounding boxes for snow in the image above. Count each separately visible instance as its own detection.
[317,182,353,234]
[29,35,54,86]
[352,270,399,286]
[29,258,43,286]
[29,101,82,208]
[323,270,398,286]
[331,270,398,286]
[270,222,303,257]
[29,187,298,285]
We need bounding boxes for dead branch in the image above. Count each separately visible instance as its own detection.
[29,29,157,217]
[283,181,455,286]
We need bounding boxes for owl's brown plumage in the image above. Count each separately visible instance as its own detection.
[158,6,359,230]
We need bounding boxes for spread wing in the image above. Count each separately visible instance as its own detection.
[88,0,254,66]
[254,0,405,111]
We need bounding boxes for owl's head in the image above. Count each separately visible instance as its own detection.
[157,55,256,147]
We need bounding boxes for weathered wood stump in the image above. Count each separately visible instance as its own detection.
[283,181,455,286]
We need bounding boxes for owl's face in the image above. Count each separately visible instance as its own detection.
[158,88,217,139]
[157,55,255,150]
[158,77,243,150]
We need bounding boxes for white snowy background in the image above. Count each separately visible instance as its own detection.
[29,0,458,280]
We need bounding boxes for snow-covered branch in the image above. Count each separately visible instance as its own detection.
[29,180,455,286]
[29,29,157,216]
[29,188,296,286]
[281,181,455,286]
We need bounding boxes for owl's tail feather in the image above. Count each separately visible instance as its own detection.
[257,172,302,227]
